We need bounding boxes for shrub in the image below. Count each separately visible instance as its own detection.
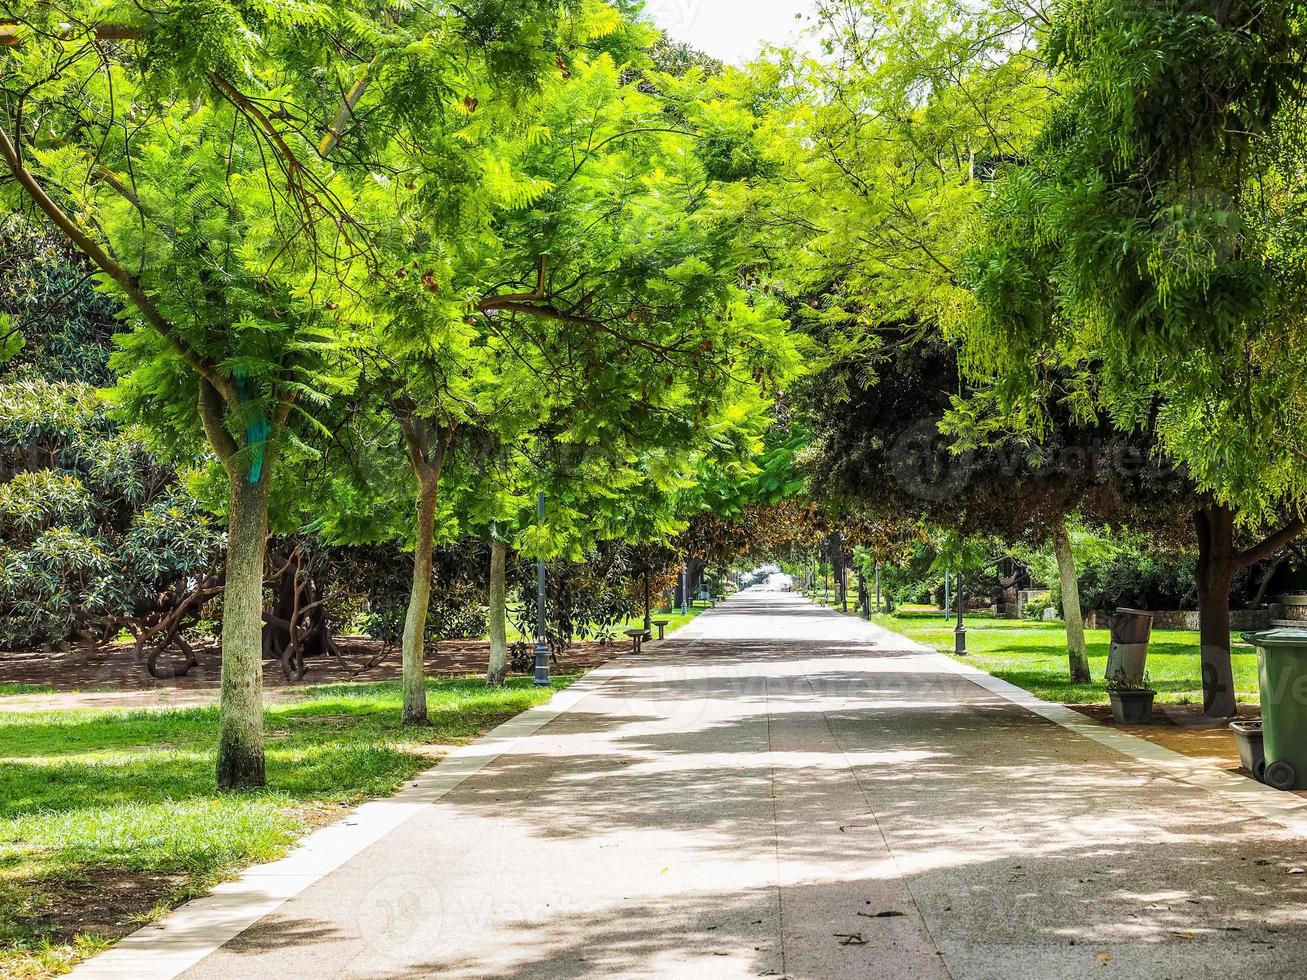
[0,381,222,650]
[1023,594,1052,620]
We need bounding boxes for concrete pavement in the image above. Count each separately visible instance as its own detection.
[90,590,1307,978]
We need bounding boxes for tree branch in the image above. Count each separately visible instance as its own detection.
[0,22,145,47]
[318,74,372,157]
[0,120,236,402]
[199,377,239,474]
[1236,517,1307,568]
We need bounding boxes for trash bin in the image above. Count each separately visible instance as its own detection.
[1106,607,1153,685]
[1240,627,1307,791]
[1229,720,1265,781]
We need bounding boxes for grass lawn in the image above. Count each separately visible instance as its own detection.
[616,605,705,637]
[0,674,575,978]
[0,686,54,698]
[870,611,1257,706]
[505,602,707,644]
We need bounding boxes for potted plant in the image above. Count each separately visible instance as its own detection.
[1107,669,1156,724]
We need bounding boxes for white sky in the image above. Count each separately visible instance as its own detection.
[645,0,818,65]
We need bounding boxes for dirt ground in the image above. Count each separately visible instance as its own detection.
[1071,702,1264,776]
[0,636,623,711]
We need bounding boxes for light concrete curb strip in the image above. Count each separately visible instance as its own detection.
[67,660,633,980]
[873,615,1307,838]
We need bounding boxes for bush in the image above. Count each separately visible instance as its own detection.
[1029,527,1198,613]
[0,382,222,650]
[1023,594,1052,620]
[331,542,489,648]
[511,542,640,649]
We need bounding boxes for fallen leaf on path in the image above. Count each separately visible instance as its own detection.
[1097,953,1111,962]
[834,933,867,946]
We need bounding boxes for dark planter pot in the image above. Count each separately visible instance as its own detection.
[1109,689,1156,725]
[1230,721,1266,781]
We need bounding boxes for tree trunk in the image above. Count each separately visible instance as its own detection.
[216,476,270,790]
[401,466,439,725]
[1195,506,1238,718]
[486,538,508,687]
[1051,519,1089,684]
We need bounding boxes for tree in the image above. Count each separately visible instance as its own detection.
[752,0,1047,362]
[0,1,605,784]
[800,334,1161,681]
[341,38,803,710]
[959,0,1307,715]
[735,0,1107,681]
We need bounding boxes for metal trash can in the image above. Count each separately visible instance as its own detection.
[1229,720,1265,781]
[1106,607,1153,685]
[1240,627,1307,790]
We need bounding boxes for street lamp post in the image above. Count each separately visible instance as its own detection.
[954,571,967,655]
[680,564,689,616]
[643,568,652,633]
[534,491,550,687]
[943,570,951,619]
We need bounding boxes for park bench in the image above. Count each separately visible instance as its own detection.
[624,628,651,654]
[652,619,670,640]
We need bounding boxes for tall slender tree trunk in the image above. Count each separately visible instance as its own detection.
[401,466,439,725]
[486,538,508,687]
[1195,506,1238,718]
[1051,519,1089,684]
[216,476,270,790]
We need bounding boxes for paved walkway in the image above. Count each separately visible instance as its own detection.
[104,591,1307,977]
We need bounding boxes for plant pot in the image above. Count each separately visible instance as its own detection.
[1109,689,1155,724]
[1230,721,1265,780]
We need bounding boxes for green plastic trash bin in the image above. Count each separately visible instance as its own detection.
[1240,627,1307,791]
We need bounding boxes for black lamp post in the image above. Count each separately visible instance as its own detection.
[534,491,550,687]
[954,571,967,655]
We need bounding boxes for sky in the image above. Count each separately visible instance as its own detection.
[645,0,818,65]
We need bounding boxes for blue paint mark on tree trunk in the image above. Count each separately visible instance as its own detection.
[234,374,270,485]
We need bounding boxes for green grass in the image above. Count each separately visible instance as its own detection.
[615,605,705,637]
[0,674,576,978]
[504,602,707,643]
[871,611,1256,706]
[0,685,55,697]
